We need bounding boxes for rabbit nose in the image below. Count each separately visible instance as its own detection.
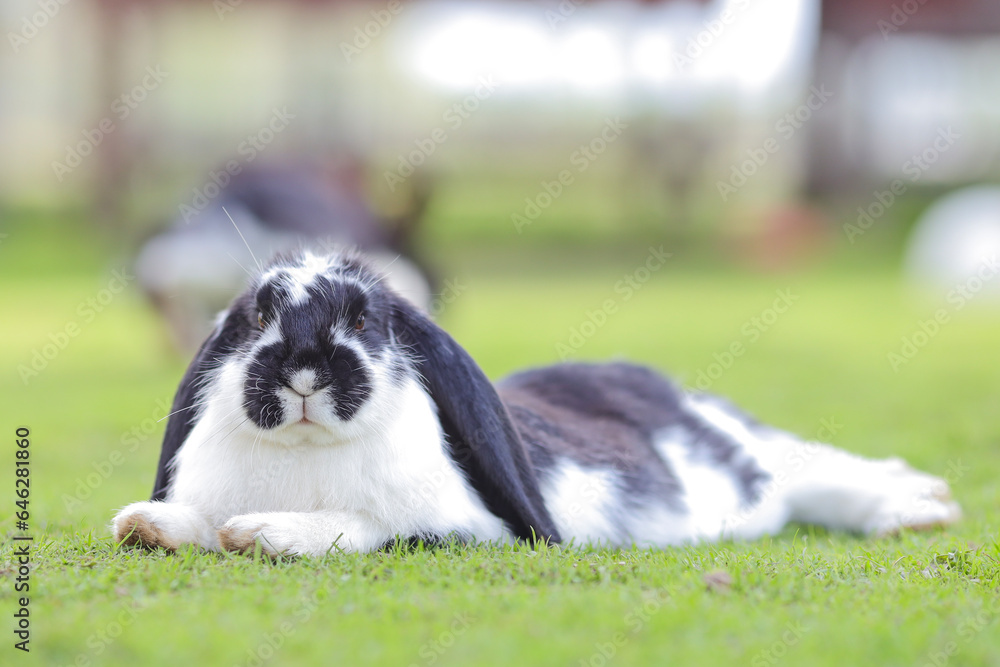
[287,369,319,397]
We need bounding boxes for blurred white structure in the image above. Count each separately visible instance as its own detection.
[401,0,819,103]
[904,186,1000,297]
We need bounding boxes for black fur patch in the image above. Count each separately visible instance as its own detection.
[497,362,771,510]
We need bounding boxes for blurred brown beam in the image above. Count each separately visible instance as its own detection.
[93,0,131,235]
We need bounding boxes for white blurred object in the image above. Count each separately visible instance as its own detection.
[904,186,1000,295]
[400,0,820,102]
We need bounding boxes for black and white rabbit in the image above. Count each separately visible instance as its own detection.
[113,248,961,555]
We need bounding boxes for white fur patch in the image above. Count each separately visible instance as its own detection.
[541,459,620,544]
[288,369,317,396]
[621,503,695,548]
[260,250,333,305]
[653,433,744,540]
[255,321,283,347]
[683,394,960,537]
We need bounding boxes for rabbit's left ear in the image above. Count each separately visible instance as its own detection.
[390,295,561,544]
[150,311,246,500]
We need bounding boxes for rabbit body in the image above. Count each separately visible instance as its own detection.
[113,250,960,555]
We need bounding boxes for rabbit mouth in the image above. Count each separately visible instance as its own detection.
[284,390,326,426]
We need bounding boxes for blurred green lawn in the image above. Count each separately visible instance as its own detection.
[1,211,999,666]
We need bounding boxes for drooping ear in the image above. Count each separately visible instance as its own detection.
[389,295,561,544]
[150,311,246,500]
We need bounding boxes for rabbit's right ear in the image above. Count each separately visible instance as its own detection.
[150,311,245,500]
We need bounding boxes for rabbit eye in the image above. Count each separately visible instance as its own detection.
[355,313,366,331]
[258,312,265,329]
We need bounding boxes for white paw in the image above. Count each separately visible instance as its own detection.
[864,465,962,537]
[112,501,218,550]
[218,513,347,557]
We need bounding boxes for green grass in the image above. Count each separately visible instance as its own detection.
[2,216,1000,666]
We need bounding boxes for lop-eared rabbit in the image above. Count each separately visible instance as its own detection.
[113,249,961,556]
